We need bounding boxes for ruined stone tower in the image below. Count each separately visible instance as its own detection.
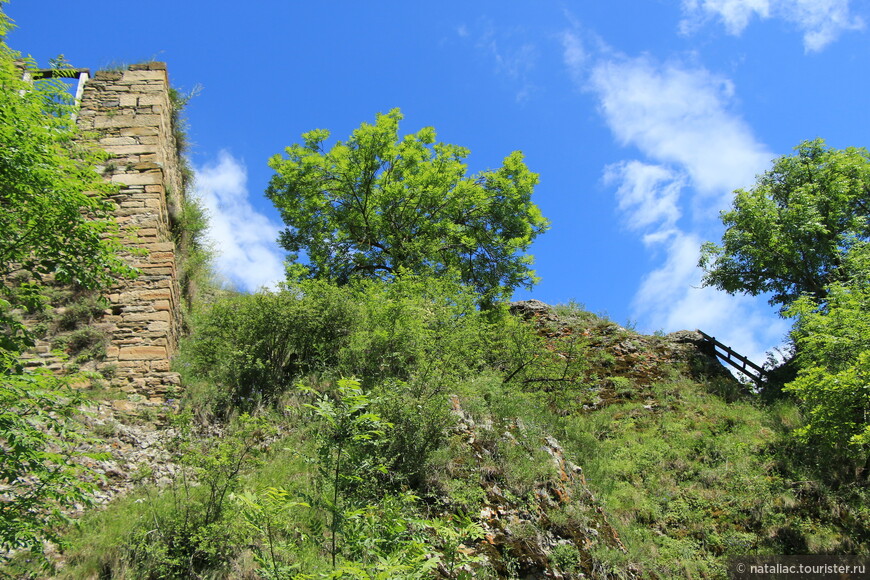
[14,63,189,408]
[71,62,185,402]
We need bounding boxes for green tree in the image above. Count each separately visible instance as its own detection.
[0,3,132,563]
[700,138,870,469]
[785,244,870,464]
[699,139,870,310]
[0,34,130,294]
[303,378,392,569]
[266,108,548,304]
[0,371,101,563]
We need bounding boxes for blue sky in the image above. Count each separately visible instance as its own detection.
[6,0,869,363]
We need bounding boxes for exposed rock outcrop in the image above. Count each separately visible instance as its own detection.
[439,395,638,579]
[509,299,737,392]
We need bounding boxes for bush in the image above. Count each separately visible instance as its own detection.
[785,277,870,466]
[54,293,108,331]
[180,274,499,416]
[52,326,108,362]
[0,370,101,568]
[173,193,214,312]
[179,280,359,412]
[339,273,489,388]
[77,413,276,579]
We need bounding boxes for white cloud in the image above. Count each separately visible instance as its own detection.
[604,160,685,238]
[474,23,540,102]
[589,55,771,201]
[560,30,589,84]
[561,35,783,360]
[680,0,771,34]
[680,0,864,51]
[194,151,285,292]
[634,232,789,364]
[792,0,865,51]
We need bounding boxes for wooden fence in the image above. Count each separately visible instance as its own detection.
[697,330,766,383]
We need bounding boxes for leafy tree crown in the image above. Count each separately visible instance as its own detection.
[0,2,135,562]
[266,108,549,304]
[699,138,870,310]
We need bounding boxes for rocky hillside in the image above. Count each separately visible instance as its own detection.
[8,291,868,579]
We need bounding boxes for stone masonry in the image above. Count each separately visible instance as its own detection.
[72,62,184,402]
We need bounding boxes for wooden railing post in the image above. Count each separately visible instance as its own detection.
[697,330,766,383]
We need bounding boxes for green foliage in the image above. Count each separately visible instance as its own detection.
[4,47,860,575]
[174,192,214,311]
[700,139,870,310]
[699,137,870,474]
[339,272,489,387]
[164,82,214,313]
[179,280,359,411]
[366,378,453,491]
[333,276,499,491]
[52,326,109,363]
[53,292,108,331]
[0,369,100,567]
[488,304,598,414]
[235,485,480,579]
[0,3,137,565]
[303,378,393,568]
[785,263,870,460]
[425,511,486,578]
[179,274,544,498]
[224,381,484,578]
[119,413,274,578]
[266,108,549,304]
[559,379,787,576]
[336,493,436,579]
[0,16,133,293]
[549,542,582,575]
[167,85,199,193]
[41,279,870,577]
[234,486,312,579]
[180,274,498,416]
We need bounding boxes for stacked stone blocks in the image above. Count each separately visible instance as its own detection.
[71,62,184,402]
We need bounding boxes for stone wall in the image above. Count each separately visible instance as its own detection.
[20,63,185,406]
[78,62,184,401]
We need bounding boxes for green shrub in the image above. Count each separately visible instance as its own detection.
[302,378,393,567]
[54,293,107,331]
[369,378,453,490]
[180,274,498,416]
[786,279,870,463]
[63,413,275,579]
[550,542,582,575]
[339,273,488,386]
[178,280,359,412]
[0,370,103,570]
[52,326,108,362]
[174,193,214,312]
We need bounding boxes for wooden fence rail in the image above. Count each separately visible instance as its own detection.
[697,330,766,383]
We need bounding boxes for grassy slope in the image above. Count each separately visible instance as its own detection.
[14,302,868,579]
